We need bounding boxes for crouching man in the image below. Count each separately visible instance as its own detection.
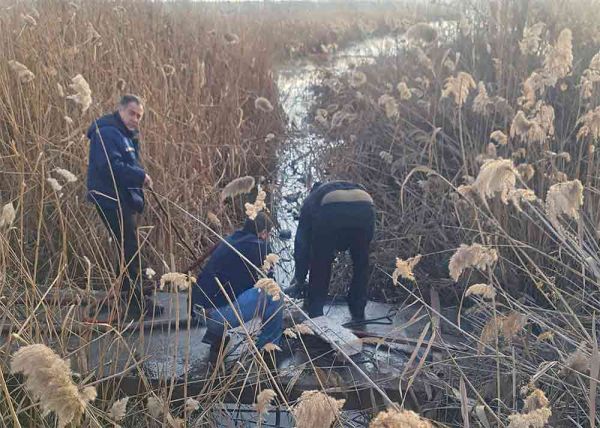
[290,181,375,320]
[191,212,283,362]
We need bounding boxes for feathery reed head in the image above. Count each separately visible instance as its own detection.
[449,243,498,281]
[255,97,274,113]
[292,390,345,428]
[370,408,432,428]
[8,60,35,83]
[10,344,97,428]
[66,74,92,112]
[255,389,276,416]
[221,176,256,201]
[159,272,196,291]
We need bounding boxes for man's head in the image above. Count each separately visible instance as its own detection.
[118,94,144,131]
[243,212,274,240]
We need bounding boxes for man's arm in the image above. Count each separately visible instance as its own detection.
[293,202,312,284]
[92,127,146,189]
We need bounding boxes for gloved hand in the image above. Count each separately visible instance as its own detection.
[286,277,307,298]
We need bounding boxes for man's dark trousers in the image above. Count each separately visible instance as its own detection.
[95,204,142,305]
[306,201,375,318]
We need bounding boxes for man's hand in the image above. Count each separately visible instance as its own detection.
[144,174,153,189]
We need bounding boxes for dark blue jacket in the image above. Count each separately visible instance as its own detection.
[86,112,146,213]
[294,181,369,283]
[192,230,270,309]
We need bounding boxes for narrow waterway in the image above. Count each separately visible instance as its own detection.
[272,36,400,287]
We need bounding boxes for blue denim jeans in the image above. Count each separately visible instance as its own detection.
[204,287,283,348]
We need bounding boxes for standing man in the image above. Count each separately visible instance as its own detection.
[289,181,375,320]
[87,94,161,316]
[191,212,283,363]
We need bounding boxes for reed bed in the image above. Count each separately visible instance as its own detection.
[311,0,600,425]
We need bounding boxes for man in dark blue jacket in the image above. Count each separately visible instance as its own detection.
[192,212,282,362]
[87,95,158,316]
[289,181,375,320]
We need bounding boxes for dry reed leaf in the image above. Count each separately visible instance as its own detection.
[255,389,276,415]
[10,344,97,428]
[465,283,496,300]
[185,397,200,413]
[449,243,498,281]
[220,176,255,202]
[54,168,78,183]
[254,278,281,301]
[160,272,196,291]
[490,130,508,146]
[8,60,35,83]
[292,390,345,428]
[349,71,367,88]
[144,268,156,279]
[545,179,583,228]
[370,408,432,428]
[0,202,16,229]
[441,72,476,107]
[66,74,92,112]
[255,97,274,113]
[109,396,129,422]
[57,83,65,97]
[392,255,421,284]
[262,253,280,272]
[64,116,74,126]
[206,211,221,228]
[577,106,600,141]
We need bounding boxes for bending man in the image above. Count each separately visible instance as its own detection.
[291,181,375,320]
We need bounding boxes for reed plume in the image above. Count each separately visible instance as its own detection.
[10,344,97,428]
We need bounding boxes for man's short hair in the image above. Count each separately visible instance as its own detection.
[119,94,143,108]
[243,212,274,236]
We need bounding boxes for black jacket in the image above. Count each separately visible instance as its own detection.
[293,181,370,282]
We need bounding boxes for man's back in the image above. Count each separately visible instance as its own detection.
[193,230,269,309]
